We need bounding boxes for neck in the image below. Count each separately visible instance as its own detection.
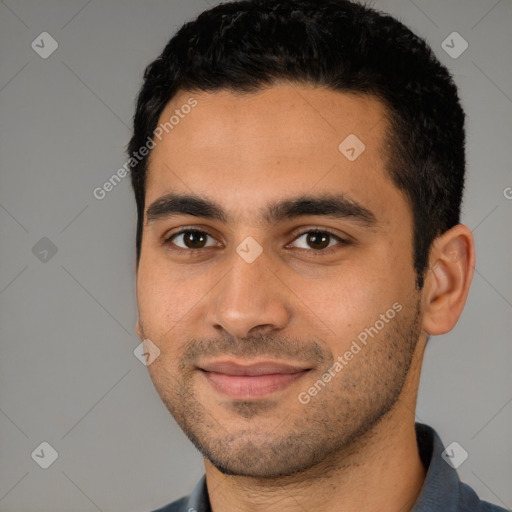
[205,344,427,512]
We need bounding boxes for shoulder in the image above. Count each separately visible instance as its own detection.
[146,475,210,512]
[459,481,509,512]
[413,423,508,512]
[148,496,190,512]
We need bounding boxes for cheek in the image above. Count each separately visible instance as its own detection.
[308,262,407,343]
[136,256,219,341]
[137,259,185,331]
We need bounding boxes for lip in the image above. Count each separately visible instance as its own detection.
[200,360,310,376]
[198,359,311,399]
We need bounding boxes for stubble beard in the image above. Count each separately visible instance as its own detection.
[149,297,423,479]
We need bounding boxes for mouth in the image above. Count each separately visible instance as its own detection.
[198,360,312,399]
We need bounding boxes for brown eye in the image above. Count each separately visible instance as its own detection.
[165,229,218,250]
[305,232,331,250]
[182,231,208,249]
[291,230,345,252]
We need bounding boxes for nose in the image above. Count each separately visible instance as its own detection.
[206,249,292,340]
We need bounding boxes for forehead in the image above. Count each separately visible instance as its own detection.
[144,84,406,226]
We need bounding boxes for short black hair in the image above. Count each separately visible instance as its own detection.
[128,0,466,290]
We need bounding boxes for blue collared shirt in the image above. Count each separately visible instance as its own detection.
[149,423,508,512]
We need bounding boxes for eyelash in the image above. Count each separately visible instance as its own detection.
[162,227,350,256]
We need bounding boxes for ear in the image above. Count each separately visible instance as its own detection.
[421,224,475,336]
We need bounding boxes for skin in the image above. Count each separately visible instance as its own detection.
[135,84,475,512]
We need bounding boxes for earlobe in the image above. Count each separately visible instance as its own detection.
[422,225,475,335]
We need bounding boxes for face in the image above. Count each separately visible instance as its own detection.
[135,84,424,478]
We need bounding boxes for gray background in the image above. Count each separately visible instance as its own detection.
[0,0,511,511]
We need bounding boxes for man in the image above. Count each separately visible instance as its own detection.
[128,1,507,511]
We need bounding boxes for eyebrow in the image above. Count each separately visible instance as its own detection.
[145,192,378,228]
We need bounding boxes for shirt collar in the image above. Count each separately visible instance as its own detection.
[185,473,211,512]
[411,422,461,511]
